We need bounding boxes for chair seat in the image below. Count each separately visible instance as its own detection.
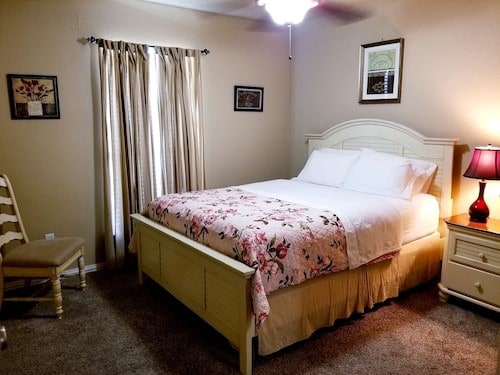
[3,237,85,268]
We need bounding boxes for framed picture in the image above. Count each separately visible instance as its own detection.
[358,38,404,104]
[7,74,60,119]
[234,86,264,112]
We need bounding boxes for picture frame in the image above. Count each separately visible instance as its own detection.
[358,38,404,104]
[7,74,60,119]
[234,85,264,112]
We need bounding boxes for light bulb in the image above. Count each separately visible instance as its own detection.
[259,0,318,25]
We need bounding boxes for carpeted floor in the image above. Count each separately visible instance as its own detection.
[0,271,498,374]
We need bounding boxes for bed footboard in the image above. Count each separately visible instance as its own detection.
[131,214,256,375]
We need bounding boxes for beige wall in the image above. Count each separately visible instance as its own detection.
[1,0,500,269]
[290,0,500,219]
[0,0,291,266]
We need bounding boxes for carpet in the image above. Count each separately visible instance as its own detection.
[0,271,498,374]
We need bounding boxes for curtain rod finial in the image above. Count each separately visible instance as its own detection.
[201,48,210,56]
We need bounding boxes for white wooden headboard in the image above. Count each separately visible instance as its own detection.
[305,118,458,218]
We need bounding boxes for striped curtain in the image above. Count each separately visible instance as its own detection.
[97,39,205,270]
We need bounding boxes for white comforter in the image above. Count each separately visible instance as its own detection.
[240,179,404,269]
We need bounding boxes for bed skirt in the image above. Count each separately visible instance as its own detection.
[258,231,442,355]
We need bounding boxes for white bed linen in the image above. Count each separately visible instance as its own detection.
[240,179,438,269]
[376,192,439,244]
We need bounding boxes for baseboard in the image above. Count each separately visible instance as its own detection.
[4,263,105,291]
[62,262,105,276]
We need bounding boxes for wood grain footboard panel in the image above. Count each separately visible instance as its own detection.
[131,214,256,375]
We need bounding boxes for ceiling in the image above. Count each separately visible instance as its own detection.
[141,0,268,20]
[141,0,370,22]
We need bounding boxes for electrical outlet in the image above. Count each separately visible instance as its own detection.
[45,233,55,240]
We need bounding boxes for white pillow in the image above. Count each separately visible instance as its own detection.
[344,149,437,199]
[408,158,437,195]
[318,148,361,156]
[296,149,360,188]
[363,148,437,196]
[344,152,413,199]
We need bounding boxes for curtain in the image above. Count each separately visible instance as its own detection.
[97,40,205,270]
[154,47,205,193]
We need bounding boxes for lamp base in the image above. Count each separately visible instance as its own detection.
[468,181,489,223]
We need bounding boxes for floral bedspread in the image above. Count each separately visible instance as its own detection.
[145,187,351,325]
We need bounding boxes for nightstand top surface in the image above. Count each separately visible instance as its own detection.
[446,213,500,236]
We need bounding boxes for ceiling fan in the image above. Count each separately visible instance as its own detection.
[143,0,366,59]
[252,0,366,60]
[143,1,366,28]
[255,0,365,26]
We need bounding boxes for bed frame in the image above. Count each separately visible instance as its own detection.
[130,118,458,374]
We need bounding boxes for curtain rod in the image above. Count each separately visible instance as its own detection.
[86,36,210,56]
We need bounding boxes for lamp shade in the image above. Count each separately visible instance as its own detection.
[463,144,500,222]
[463,145,500,180]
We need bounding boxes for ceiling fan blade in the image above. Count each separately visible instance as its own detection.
[244,8,285,32]
[246,0,368,29]
[310,1,368,23]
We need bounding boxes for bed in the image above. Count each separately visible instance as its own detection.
[130,118,457,375]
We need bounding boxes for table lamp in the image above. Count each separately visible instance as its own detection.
[463,144,500,222]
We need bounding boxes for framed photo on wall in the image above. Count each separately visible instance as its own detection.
[7,74,60,119]
[234,85,264,112]
[358,38,404,104]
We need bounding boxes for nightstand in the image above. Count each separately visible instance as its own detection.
[438,213,500,313]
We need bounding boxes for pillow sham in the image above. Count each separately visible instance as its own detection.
[343,152,413,199]
[296,149,360,188]
[343,148,437,199]
[363,148,437,196]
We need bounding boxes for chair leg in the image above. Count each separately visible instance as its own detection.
[0,325,6,350]
[0,267,4,312]
[50,276,63,319]
[78,255,86,290]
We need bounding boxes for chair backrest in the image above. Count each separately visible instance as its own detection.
[0,174,29,255]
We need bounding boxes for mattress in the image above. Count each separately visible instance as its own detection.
[377,192,439,244]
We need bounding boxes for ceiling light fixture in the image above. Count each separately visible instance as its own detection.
[257,0,318,25]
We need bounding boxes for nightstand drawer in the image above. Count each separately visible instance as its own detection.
[446,262,499,307]
[448,231,500,274]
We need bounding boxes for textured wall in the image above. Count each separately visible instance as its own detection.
[290,0,500,218]
[0,0,291,266]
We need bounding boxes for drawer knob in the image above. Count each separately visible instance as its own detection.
[474,281,481,289]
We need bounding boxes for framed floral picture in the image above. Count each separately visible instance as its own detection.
[358,38,404,104]
[234,86,264,112]
[7,74,60,119]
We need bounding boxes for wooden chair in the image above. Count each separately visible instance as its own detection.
[0,174,86,319]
